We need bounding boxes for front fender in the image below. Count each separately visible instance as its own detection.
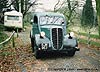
[63,37,78,47]
[35,34,51,47]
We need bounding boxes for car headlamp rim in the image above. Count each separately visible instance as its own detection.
[40,31,45,38]
[69,32,75,37]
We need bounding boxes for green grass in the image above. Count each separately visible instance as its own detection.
[79,38,100,47]
[0,24,8,43]
[0,32,8,43]
[0,24,5,31]
[79,32,99,39]
[68,29,100,39]
[24,22,31,26]
[79,38,87,44]
[90,40,100,47]
[68,27,100,47]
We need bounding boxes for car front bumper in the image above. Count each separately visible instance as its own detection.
[37,45,80,53]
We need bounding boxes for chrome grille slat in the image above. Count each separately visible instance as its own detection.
[52,28,63,50]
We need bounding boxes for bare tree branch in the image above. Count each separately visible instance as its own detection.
[54,0,60,12]
[23,0,37,16]
[7,0,16,8]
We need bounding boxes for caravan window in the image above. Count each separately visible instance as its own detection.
[7,15,19,21]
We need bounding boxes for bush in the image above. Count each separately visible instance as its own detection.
[0,24,8,42]
[81,0,95,28]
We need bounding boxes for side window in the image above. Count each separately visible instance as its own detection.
[7,15,19,21]
[34,16,38,24]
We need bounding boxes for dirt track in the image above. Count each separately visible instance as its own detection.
[13,26,100,72]
[2,26,100,72]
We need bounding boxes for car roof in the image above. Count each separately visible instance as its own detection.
[31,12,65,17]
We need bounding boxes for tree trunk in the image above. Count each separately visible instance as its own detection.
[15,0,19,11]
[98,16,100,38]
[21,0,24,14]
[95,0,100,38]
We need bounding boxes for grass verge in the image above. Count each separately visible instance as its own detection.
[0,24,8,43]
[0,32,8,43]
[79,38,100,47]
[68,29,100,39]
[79,32,99,39]
[68,29,100,47]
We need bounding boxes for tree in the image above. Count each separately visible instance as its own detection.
[12,0,19,11]
[0,0,8,23]
[54,0,78,25]
[54,0,60,12]
[81,0,94,28]
[0,0,8,12]
[95,0,100,37]
[66,0,78,25]
[11,0,37,17]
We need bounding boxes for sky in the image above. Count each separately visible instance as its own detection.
[34,0,64,12]
[39,0,58,9]
[34,0,96,11]
[8,0,64,12]
[8,0,96,12]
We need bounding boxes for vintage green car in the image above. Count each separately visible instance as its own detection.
[30,12,80,58]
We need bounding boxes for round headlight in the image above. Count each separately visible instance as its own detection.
[70,32,75,37]
[40,31,45,38]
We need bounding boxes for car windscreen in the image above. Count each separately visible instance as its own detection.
[40,16,64,25]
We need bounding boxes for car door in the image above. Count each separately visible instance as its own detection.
[32,16,39,35]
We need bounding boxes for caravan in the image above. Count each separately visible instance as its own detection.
[4,11,23,28]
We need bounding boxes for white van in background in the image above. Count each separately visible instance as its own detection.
[4,10,23,29]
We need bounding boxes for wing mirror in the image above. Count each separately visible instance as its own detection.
[62,21,65,26]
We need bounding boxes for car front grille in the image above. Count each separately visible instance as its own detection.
[52,28,63,50]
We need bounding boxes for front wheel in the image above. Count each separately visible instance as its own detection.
[67,49,76,57]
[34,50,40,59]
[31,38,34,52]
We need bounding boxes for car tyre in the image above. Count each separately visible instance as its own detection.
[34,50,40,59]
[68,49,75,57]
[31,38,34,52]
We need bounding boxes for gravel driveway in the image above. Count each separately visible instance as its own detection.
[5,26,100,72]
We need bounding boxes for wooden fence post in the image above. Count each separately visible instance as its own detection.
[0,31,15,47]
[12,34,15,47]
[17,28,19,38]
[78,30,80,43]
[87,31,91,47]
